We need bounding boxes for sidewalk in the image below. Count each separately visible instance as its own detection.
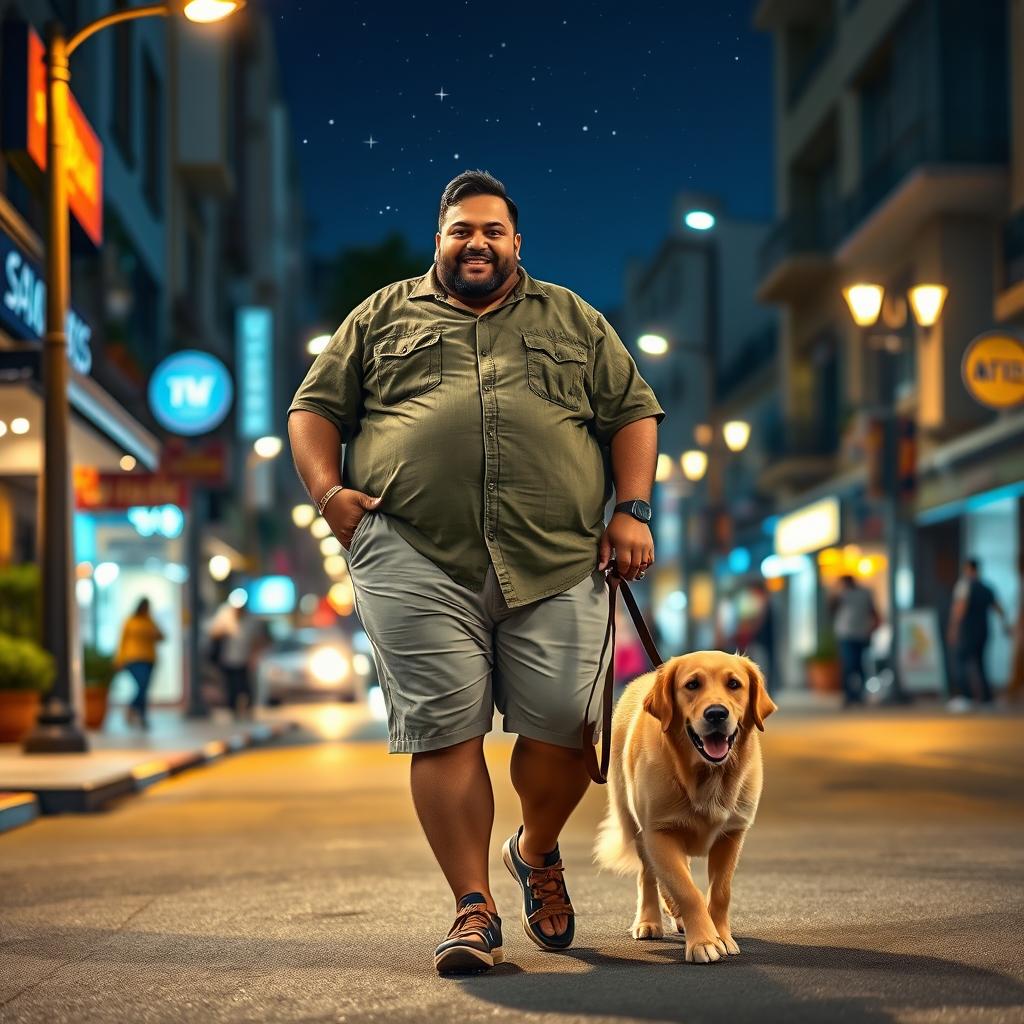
[0,706,296,833]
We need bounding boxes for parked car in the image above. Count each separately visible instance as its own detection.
[255,628,369,705]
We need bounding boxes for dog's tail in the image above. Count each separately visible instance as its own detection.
[593,805,641,875]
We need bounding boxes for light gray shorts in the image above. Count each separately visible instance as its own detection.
[345,511,611,754]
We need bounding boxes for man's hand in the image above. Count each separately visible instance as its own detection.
[598,512,654,581]
[323,488,382,550]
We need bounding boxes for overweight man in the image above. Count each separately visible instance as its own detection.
[288,170,664,974]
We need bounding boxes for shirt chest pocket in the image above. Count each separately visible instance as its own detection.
[375,331,443,405]
[523,332,587,411]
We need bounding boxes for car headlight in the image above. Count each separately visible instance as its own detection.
[309,646,350,685]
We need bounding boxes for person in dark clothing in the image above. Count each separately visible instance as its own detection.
[830,575,879,707]
[749,582,777,693]
[946,558,1010,709]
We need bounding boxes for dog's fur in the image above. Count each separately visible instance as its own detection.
[595,651,776,963]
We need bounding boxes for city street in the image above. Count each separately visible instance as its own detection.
[2,702,1023,1023]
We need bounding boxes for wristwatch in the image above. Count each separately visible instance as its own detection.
[614,499,653,523]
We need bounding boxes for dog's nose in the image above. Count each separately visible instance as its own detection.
[704,705,729,724]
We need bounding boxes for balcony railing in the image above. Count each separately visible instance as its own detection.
[716,324,777,400]
[758,208,840,283]
[786,23,836,109]
[842,118,1007,237]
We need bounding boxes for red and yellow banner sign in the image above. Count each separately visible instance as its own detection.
[23,27,103,246]
[75,469,188,511]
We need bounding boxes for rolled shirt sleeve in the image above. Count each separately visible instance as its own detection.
[287,303,368,443]
[588,312,666,444]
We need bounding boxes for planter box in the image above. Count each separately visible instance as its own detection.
[84,685,110,730]
[806,659,841,693]
[0,690,42,742]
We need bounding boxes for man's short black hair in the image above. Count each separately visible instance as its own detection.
[438,170,518,233]
[839,574,856,587]
[966,558,980,572]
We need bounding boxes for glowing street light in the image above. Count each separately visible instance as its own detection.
[684,210,716,231]
[908,284,948,328]
[638,334,669,356]
[27,0,246,754]
[307,334,331,356]
[209,555,232,581]
[253,435,283,459]
[722,420,751,453]
[292,504,316,528]
[842,283,884,327]
[680,450,708,482]
[310,517,332,540]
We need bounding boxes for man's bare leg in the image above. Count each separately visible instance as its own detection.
[410,735,496,913]
[510,735,591,936]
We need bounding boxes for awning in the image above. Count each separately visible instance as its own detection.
[0,348,160,471]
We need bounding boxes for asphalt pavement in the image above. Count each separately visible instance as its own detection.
[2,701,1023,1024]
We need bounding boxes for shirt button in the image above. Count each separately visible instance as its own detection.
[488,532,496,540]
[487,482,496,490]
[400,345,408,353]
[487,430,494,438]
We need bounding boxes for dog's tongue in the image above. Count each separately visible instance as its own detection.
[703,734,729,760]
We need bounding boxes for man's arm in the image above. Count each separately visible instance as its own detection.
[598,417,658,579]
[288,410,343,506]
[609,416,658,502]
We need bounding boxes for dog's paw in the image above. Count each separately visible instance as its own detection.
[684,934,729,963]
[719,932,740,955]
[670,916,685,934]
[631,919,664,940]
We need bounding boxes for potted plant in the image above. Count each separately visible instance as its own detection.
[83,646,117,730]
[0,634,55,742]
[805,636,841,692]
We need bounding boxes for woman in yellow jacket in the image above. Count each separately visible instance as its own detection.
[115,598,165,728]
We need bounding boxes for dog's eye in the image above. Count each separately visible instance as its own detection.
[727,679,742,690]
[684,678,700,690]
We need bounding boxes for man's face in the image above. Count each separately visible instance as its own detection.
[435,194,521,299]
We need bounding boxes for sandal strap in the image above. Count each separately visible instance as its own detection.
[446,904,494,942]
[526,863,574,924]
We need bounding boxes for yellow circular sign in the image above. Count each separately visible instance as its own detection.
[961,333,1024,410]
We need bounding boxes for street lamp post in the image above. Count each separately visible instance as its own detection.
[24,0,246,753]
[842,282,948,705]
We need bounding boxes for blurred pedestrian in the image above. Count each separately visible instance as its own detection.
[748,582,777,694]
[210,603,266,720]
[831,574,879,708]
[1007,557,1024,705]
[946,558,1011,711]
[114,597,165,729]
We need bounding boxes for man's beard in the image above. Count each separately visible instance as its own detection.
[436,250,517,299]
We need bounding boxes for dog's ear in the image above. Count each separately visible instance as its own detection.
[740,656,777,732]
[643,662,677,733]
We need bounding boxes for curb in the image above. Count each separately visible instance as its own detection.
[0,720,296,830]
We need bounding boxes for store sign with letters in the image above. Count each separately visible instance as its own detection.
[1,23,104,246]
[961,332,1024,410]
[236,306,273,439]
[773,496,841,558]
[148,351,234,437]
[75,469,188,511]
[1,230,93,374]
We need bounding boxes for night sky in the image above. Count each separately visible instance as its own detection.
[269,1,774,313]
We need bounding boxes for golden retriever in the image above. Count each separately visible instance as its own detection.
[595,652,776,963]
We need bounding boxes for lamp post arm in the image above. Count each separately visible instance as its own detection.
[67,3,170,57]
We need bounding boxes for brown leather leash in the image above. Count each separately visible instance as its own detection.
[582,567,665,784]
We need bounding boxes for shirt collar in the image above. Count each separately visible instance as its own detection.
[409,262,549,302]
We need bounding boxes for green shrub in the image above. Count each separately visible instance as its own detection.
[0,565,42,642]
[0,633,55,692]
[83,646,117,688]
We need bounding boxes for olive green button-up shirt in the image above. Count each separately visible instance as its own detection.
[288,263,665,608]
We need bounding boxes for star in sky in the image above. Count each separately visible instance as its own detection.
[435,87,449,101]
[364,136,378,149]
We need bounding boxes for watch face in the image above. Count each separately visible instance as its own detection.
[635,501,652,522]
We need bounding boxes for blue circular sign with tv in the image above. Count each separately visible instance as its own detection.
[148,350,234,436]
